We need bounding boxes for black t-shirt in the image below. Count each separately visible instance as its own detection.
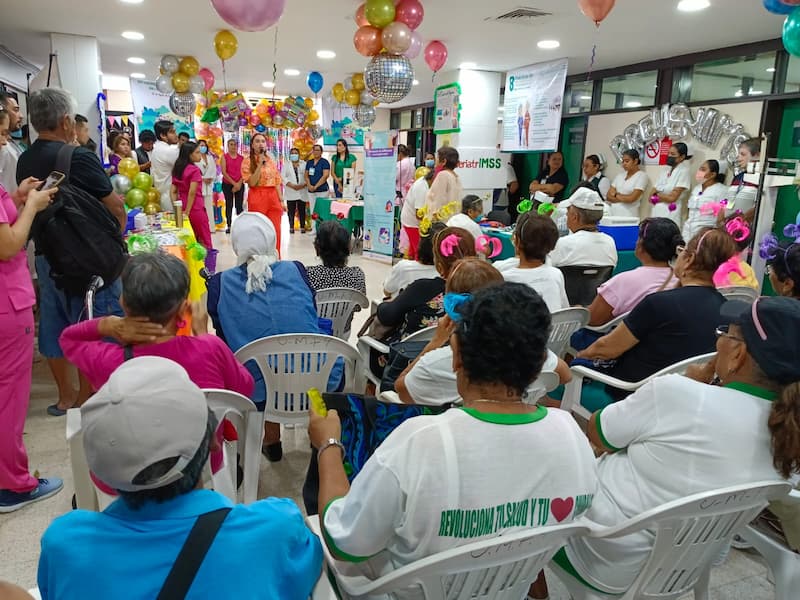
[377,276,445,338]
[607,286,725,398]
[17,139,113,199]
[535,167,569,202]
[135,146,150,173]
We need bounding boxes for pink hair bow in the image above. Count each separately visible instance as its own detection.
[439,233,462,257]
[699,199,728,217]
[726,216,750,243]
[713,256,745,288]
[475,234,502,259]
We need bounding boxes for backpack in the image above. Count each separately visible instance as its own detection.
[30,144,128,295]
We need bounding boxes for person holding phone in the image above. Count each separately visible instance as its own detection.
[242,133,285,256]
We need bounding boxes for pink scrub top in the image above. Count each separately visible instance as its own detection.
[0,185,35,314]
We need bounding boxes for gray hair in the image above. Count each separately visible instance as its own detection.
[121,252,189,324]
[574,207,604,226]
[28,87,78,133]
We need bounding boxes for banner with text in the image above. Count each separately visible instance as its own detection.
[456,147,511,190]
[130,79,194,137]
[501,58,568,153]
[363,130,398,261]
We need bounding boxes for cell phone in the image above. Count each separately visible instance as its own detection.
[38,171,66,191]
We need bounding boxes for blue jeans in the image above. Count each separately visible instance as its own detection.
[35,256,123,358]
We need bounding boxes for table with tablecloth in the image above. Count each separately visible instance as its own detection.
[313,198,364,234]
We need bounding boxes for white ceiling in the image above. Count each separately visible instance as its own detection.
[0,0,787,108]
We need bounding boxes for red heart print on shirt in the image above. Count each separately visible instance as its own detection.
[551,497,575,523]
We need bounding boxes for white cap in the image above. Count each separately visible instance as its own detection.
[568,187,605,211]
[81,357,209,492]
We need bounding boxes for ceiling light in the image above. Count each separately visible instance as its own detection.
[262,81,275,89]
[126,56,145,64]
[625,101,642,108]
[316,50,336,60]
[459,62,476,69]
[130,72,146,79]
[750,90,764,95]
[119,0,144,4]
[767,67,776,73]
[412,79,419,86]
[121,31,144,41]
[284,68,301,76]
[677,0,710,12]
[537,40,560,50]
[579,95,592,100]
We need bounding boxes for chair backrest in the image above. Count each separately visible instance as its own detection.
[403,325,438,344]
[523,370,561,404]
[548,307,590,356]
[315,287,370,340]
[592,480,791,599]
[558,265,615,306]
[235,333,365,425]
[719,286,759,304]
[339,522,590,600]
[486,210,511,226]
[648,352,717,380]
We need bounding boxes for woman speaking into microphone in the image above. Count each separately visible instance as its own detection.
[243,133,286,256]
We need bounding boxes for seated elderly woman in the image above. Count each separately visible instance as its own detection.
[558,297,800,593]
[576,228,737,401]
[306,220,366,294]
[207,212,331,463]
[382,224,440,298]
[764,237,800,298]
[713,213,759,289]
[310,283,598,598]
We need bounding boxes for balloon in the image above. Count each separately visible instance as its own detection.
[188,74,205,95]
[578,0,616,25]
[155,74,173,93]
[424,40,448,73]
[214,30,239,61]
[307,71,324,94]
[344,76,353,91]
[171,72,190,93]
[785,7,800,56]
[364,0,396,28]
[352,73,365,91]
[354,104,376,127]
[332,83,345,103]
[353,25,383,57]
[365,54,413,103]
[111,174,132,195]
[355,2,369,26]
[414,166,429,181]
[345,89,361,107]
[382,21,412,54]
[198,68,215,91]
[272,114,284,126]
[179,56,200,76]
[132,172,153,191]
[360,90,374,105]
[405,30,423,59]
[395,0,424,30]
[125,188,147,208]
[308,109,319,122]
[160,55,179,74]
[783,0,800,4]
[255,103,269,116]
[169,92,196,118]
[117,158,140,180]
[147,188,161,205]
[304,97,314,109]
[144,202,160,216]
[210,0,286,32]
[764,0,796,13]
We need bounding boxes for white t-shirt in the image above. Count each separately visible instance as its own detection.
[608,170,649,219]
[501,265,569,312]
[724,175,759,217]
[446,213,482,240]
[493,257,519,272]
[682,182,728,242]
[324,407,598,598]
[0,141,22,193]
[196,155,218,197]
[549,230,618,268]
[566,375,782,591]
[282,159,308,203]
[401,177,428,228]
[150,141,180,210]
[652,161,692,225]
[383,260,439,297]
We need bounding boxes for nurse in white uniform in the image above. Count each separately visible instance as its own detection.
[607,149,650,219]
[651,142,692,227]
[682,159,728,241]
[720,137,761,223]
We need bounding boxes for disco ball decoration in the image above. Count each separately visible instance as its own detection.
[169,92,196,119]
[364,54,414,104]
[355,104,377,127]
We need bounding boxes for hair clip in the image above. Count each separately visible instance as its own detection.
[475,235,502,258]
[439,233,462,257]
[712,256,745,288]
[726,216,750,243]
[699,199,728,217]
[537,202,556,216]
[517,199,533,214]
[443,292,470,322]
[759,233,780,260]
[783,223,800,242]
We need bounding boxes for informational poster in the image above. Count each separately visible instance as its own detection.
[321,94,364,150]
[362,130,398,262]
[456,147,510,190]
[501,58,568,153]
[434,82,461,134]
[129,79,194,137]
[643,137,673,166]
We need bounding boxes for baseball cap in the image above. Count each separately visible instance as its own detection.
[81,356,209,492]
[567,187,605,211]
[720,297,800,385]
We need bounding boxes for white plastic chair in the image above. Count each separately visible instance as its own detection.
[561,352,716,420]
[358,325,437,388]
[306,514,590,600]
[738,488,800,600]
[235,333,365,429]
[567,312,631,358]
[719,286,759,304]
[66,408,115,511]
[548,307,590,357]
[316,287,369,340]
[551,480,791,600]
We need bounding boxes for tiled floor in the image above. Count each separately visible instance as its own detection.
[0,218,781,598]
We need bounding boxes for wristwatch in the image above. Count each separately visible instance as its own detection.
[318,438,345,460]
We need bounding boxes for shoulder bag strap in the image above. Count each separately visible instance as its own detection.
[55,143,76,179]
[123,346,135,361]
[156,507,232,600]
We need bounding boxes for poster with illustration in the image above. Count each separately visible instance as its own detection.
[130,79,194,137]
[321,94,364,150]
[434,83,461,134]
[501,58,568,153]
[362,130,397,261]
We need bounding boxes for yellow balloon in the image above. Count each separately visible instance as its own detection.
[118,157,140,180]
[214,30,238,61]
[345,89,361,107]
[172,72,190,93]
[308,109,319,122]
[179,56,200,76]
[275,101,284,111]
[332,83,345,103]
[414,166,430,181]
[146,188,161,205]
[351,73,365,91]
[304,97,314,109]
[372,99,380,107]
[144,202,160,216]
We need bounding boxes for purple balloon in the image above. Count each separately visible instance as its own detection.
[210,0,287,32]
[405,30,423,59]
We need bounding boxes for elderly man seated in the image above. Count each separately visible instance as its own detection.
[549,186,618,268]
[37,357,321,599]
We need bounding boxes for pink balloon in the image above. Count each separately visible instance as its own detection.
[395,0,424,30]
[382,21,412,55]
[198,68,215,91]
[405,30,422,59]
[424,40,448,73]
[578,0,616,24]
[210,0,286,32]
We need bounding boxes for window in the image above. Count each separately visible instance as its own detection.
[599,71,658,110]
[784,54,800,94]
[686,52,776,102]
[564,81,593,114]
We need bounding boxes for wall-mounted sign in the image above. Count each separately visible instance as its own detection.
[456,147,509,189]
[434,82,462,134]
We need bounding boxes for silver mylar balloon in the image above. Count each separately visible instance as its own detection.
[355,104,377,127]
[110,174,132,195]
[155,74,173,94]
[160,54,180,74]
[306,124,322,140]
[188,74,205,95]
[360,90,374,105]
[169,91,196,119]
[221,118,239,133]
[364,54,414,104]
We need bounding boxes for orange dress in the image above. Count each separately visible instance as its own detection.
[243,157,283,255]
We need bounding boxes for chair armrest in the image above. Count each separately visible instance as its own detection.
[569,365,646,392]
[357,335,390,355]
[378,391,403,404]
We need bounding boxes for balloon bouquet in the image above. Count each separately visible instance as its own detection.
[110,159,161,216]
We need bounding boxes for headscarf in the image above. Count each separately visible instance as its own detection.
[230,212,279,294]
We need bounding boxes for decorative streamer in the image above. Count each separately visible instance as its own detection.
[272,27,279,101]
[96,92,109,168]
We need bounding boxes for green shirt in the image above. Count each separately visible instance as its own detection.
[331,153,357,180]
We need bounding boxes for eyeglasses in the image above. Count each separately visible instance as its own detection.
[675,245,686,255]
[715,324,745,342]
